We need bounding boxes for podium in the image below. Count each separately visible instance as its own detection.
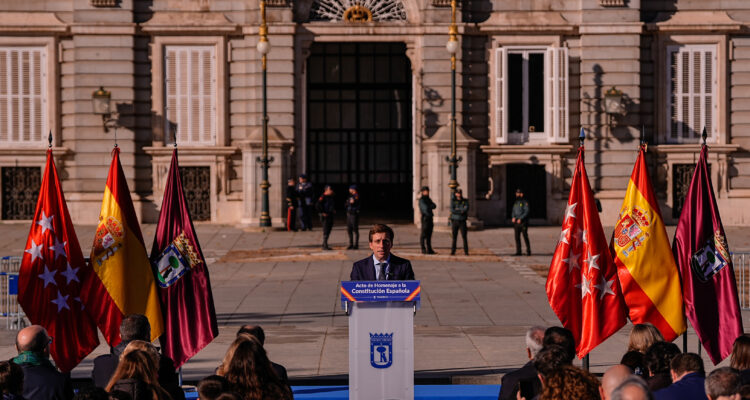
[341,280,421,400]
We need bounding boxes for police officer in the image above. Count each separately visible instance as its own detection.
[346,184,361,250]
[418,186,436,254]
[316,185,336,250]
[297,174,314,231]
[285,178,298,231]
[450,189,469,256]
[511,188,531,256]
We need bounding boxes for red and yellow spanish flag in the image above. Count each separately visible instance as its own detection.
[611,146,685,341]
[81,147,163,345]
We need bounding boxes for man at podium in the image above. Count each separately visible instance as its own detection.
[350,224,415,281]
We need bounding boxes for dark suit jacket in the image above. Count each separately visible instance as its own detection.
[18,363,73,400]
[498,361,541,400]
[92,342,185,400]
[350,254,415,281]
[272,361,288,383]
[654,372,707,400]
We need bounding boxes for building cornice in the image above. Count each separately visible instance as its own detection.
[646,11,742,33]
[140,12,240,35]
[0,12,68,34]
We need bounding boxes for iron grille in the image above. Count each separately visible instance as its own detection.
[672,163,710,219]
[179,166,211,221]
[2,167,41,220]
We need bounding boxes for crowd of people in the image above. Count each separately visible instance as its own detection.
[0,317,293,400]
[499,324,750,400]
[2,317,750,400]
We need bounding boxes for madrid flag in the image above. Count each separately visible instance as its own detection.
[151,148,218,367]
[611,146,685,341]
[547,138,627,358]
[80,147,163,345]
[673,144,743,364]
[18,149,100,372]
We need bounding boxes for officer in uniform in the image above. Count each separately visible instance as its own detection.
[316,185,336,250]
[450,189,469,256]
[511,188,531,256]
[297,174,314,231]
[285,178,297,231]
[418,186,436,254]
[346,184,361,250]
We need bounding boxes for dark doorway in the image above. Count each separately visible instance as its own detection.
[506,164,547,220]
[306,42,412,220]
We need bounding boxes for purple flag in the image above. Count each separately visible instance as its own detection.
[673,144,743,364]
[150,149,218,367]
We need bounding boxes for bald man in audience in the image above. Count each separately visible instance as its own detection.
[13,325,73,400]
[601,364,636,400]
[612,376,654,400]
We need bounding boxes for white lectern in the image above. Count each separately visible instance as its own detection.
[341,281,421,400]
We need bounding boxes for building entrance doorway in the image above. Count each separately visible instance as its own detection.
[505,164,547,221]
[306,42,412,220]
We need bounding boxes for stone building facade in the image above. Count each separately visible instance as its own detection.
[1,0,750,227]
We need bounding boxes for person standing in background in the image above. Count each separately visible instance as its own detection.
[297,174,314,231]
[450,189,469,256]
[511,188,531,256]
[316,185,336,250]
[419,186,436,254]
[285,178,297,232]
[346,185,361,250]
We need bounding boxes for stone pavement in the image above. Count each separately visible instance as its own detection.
[1,221,750,384]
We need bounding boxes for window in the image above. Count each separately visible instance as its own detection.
[667,45,717,143]
[0,47,47,146]
[164,45,216,145]
[495,46,568,144]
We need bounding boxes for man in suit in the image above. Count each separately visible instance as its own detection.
[92,314,184,400]
[498,326,545,400]
[654,353,707,400]
[350,224,415,280]
[13,325,73,400]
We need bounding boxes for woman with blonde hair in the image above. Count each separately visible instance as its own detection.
[627,323,664,353]
[222,337,292,400]
[539,365,601,400]
[106,349,171,400]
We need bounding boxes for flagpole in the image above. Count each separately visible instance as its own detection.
[48,130,52,149]
[579,127,590,371]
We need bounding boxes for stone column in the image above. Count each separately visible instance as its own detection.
[423,125,481,229]
[239,127,293,226]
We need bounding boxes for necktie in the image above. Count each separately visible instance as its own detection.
[378,262,387,281]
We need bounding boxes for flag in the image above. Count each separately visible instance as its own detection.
[18,149,100,372]
[546,139,627,358]
[611,146,685,341]
[150,148,218,367]
[80,147,163,345]
[673,144,743,364]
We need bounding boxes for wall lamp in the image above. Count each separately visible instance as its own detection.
[604,86,625,115]
[91,86,119,132]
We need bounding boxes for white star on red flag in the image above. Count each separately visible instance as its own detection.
[51,290,70,312]
[565,203,577,221]
[38,266,57,288]
[585,251,600,271]
[49,237,67,261]
[37,211,54,235]
[559,228,570,245]
[594,276,616,300]
[25,240,44,263]
[61,263,79,285]
[576,275,593,299]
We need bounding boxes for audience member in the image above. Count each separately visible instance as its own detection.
[628,324,664,354]
[92,315,183,400]
[105,350,171,400]
[601,364,635,400]
[236,325,289,384]
[197,375,229,400]
[542,327,576,364]
[704,367,741,400]
[621,351,646,377]
[653,353,707,400]
[13,325,73,400]
[533,344,572,389]
[538,365,600,400]
[221,337,293,400]
[611,376,653,400]
[72,387,109,400]
[0,361,24,400]
[730,335,750,385]
[216,334,255,377]
[644,341,681,391]
[498,326,545,400]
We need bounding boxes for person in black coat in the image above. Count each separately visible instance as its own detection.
[350,224,415,280]
[12,325,73,400]
[418,186,436,254]
[285,178,298,232]
[91,315,184,400]
[498,326,545,400]
[316,185,336,250]
[296,174,314,231]
[345,185,361,250]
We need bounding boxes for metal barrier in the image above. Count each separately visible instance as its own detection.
[0,256,26,329]
[734,252,750,310]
